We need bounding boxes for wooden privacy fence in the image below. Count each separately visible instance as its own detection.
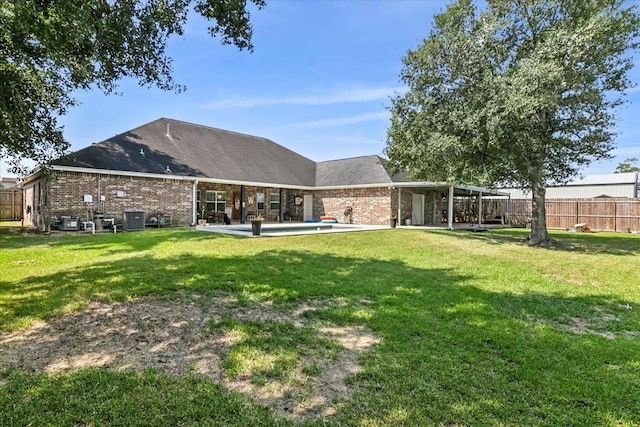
[544,198,640,232]
[486,198,640,232]
[0,189,23,220]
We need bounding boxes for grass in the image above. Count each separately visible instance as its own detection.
[1,221,639,426]
[206,318,340,385]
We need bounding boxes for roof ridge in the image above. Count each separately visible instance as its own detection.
[156,117,317,164]
[158,117,271,140]
[317,154,383,164]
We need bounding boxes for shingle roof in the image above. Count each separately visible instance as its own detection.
[54,118,317,187]
[54,118,402,188]
[315,156,394,187]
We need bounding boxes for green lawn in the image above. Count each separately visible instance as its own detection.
[1,222,639,426]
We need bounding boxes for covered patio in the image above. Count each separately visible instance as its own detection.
[393,183,511,230]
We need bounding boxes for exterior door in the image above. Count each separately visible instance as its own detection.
[303,194,313,221]
[412,193,425,225]
[232,192,241,220]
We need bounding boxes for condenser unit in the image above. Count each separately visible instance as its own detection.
[122,209,145,231]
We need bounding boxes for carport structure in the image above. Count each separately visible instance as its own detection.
[394,182,511,230]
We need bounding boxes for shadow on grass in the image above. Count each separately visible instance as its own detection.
[0,368,285,427]
[0,226,231,251]
[0,247,470,330]
[1,237,639,426]
[441,227,640,256]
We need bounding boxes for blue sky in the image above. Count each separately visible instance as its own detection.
[2,0,639,178]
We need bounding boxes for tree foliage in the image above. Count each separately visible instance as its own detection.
[614,157,640,173]
[0,0,265,174]
[386,0,639,245]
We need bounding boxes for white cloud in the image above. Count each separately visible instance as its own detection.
[203,86,405,109]
[274,112,390,130]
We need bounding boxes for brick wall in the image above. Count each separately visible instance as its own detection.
[196,184,305,222]
[42,172,457,228]
[391,189,444,226]
[47,171,193,225]
[313,187,394,226]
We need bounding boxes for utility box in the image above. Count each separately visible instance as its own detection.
[60,216,79,231]
[122,209,145,231]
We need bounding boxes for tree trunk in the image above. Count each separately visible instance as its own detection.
[529,180,553,246]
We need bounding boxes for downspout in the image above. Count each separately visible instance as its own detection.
[192,180,199,225]
[448,184,454,230]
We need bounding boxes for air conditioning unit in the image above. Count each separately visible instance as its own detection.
[122,209,145,231]
[60,216,79,231]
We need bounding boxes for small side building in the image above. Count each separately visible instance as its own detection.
[500,172,639,199]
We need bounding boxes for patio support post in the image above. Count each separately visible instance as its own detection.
[448,184,454,230]
[432,192,437,225]
[478,192,483,225]
[279,188,284,223]
[240,185,245,224]
[397,187,402,225]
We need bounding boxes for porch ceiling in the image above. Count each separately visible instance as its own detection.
[394,182,510,197]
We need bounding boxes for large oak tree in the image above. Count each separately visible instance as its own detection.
[1,0,264,174]
[385,0,639,245]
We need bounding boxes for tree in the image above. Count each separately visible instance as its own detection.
[385,0,639,245]
[615,157,640,173]
[0,0,265,175]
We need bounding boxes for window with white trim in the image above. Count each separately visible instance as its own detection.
[206,190,226,212]
[269,193,280,210]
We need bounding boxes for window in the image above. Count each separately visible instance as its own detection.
[269,193,280,210]
[196,190,201,216]
[206,190,226,212]
[256,192,265,210]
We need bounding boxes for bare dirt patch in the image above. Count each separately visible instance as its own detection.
[0,293,380,421]
[527,305,637,339]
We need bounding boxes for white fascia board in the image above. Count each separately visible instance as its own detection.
[393,181,449,188]
[196,176,315,190]
[314,181,465,190]
[393,181,510,197]
[49,165,314,190]
[19,165,48,186]
[313,182,397,190]
[50,165,196,182]
[456,184,511,197]
[44,166,510,195]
